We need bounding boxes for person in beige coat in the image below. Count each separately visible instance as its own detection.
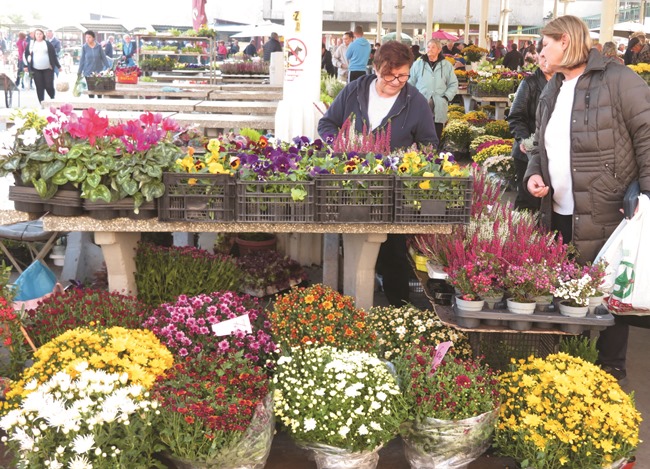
[524,15,650,382]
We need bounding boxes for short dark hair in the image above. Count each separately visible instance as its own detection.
[628,37,641,50]
[344,31,353,39]
[84,30,96,39]
[354,25,364,36]
[373,40,413,76]
[511,43,518,50]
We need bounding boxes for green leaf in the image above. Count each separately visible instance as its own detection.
[33,178,47,198]
[291,187,307,202]
[41,160,66,181]
[89,185,112,202]
[141,181,165,201]
[121,179,139,196]
[86,172,101,188]
[51,171,69,186]
[62,165,82,182]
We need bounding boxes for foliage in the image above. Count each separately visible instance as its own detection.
[495,353,641,469]
[2,327,173,410]
[134,242,241,306]
[270,284,376,352]
[628,63,650,85]
[152,352,270,464]
[367,304,472,361]
[273,346,405,452]
[219,60,269,75]
[559,335,599,364]
[469,134,505,154]
[473,142,513,165]
[143,291,276,367]
[463,45,489,63]
[236,250,308,292]
[25,287,152,347]
[395,346,500,420]
[139,56,176,71]
[0,364,164,469]
[321,75,345,101]
[483,120,512,139]
[441,120,473,150]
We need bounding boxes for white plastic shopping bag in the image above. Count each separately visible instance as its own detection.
[595,194,650,314]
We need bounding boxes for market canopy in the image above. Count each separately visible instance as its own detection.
[231,21,286,38]
[431,30,459,41]
[590,21,650,38]
[381,32,413,44]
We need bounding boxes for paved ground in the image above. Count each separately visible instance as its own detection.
[2,64,649,467]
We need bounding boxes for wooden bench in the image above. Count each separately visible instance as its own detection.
[208,90,282,101]
[83,88,212,100]
[44,98,201,113]
[194,100,277,115]
[170,113,275,134]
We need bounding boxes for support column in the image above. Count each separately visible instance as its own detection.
[426,0,434,44]
[478,0,490,49]
[396,0,404,42]
[322,234,340,290]
[342,233,386,310]
[94,232,141,295]
[377,0,383,43]
[464,0,471,45]
[600,0,617,43]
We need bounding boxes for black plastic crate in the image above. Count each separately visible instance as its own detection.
[158,173,236,222]
[85,77,116,91]
[315,174,393,223]
[468,332,561,372]
[394,176,472,224]
[236,180,315,222]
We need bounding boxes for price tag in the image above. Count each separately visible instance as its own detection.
[211,314,252,336]
[430,341,453,373]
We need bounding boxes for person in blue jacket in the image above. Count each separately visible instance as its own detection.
[318,40,437,307]
[345,25,372,82]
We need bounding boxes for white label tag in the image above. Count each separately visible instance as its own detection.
[211,314,252,336]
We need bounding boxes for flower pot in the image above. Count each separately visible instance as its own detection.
[588,294,605,314]
[482,292,504,310]
[235,233,277,256]
[455,295,485,312]
[302,442,380,469]
[506,298,536,315]
[558,300,589,318]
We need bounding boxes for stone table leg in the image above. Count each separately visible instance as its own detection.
[94,232,141,295]
[342,233,387,310]
[462,94,475,113]
[494,102,506,120]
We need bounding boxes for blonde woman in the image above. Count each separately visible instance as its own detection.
[524,15,650,381]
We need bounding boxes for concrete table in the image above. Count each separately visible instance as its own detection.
[83,89,211,100]
[41,216,451,310]
[44,98,201,113]
[457,87,474,114]
[169,113,275,133]
[471,96,511,120]
[194,100,278,115]
[209,90,283,101]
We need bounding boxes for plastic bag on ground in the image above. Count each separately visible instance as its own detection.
[400,407,499,469]
[163,393,275,469]
[72,76,87,97]
[298,442,381,469]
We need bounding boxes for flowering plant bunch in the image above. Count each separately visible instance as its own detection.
[462,110,490,126]
[25,287,152,347]
[88,69,114,78]
[628,63,650,86]
[441,119,475,150]
[270,284,376,352]
[2,326,173,408]
[219,60,270,75]
[503,260,556,302]
[174,137,238,176]
[0,363,163,469]
[483,119,513,139]
[0,108,48,179]
[463,45,489,63]
[472,142,513,165]
[368,304,472,361]
[495,353,641,469]
[395,150,469,178]
[446,251,503,301]
[469,134,503,154]
[582,260,608,295]
[236,250,308,295]
[395,345,500,420]
[143,291,276,367]
[115,63,143,76]
[329,115,391,155]
[482,154,515,183]
[152,351,272,466]
[274,346,405,452]
[0,295,29,382]
[552,273,597,307]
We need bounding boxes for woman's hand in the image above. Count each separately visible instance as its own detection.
[527,174,549,198]
[519,142,527,154]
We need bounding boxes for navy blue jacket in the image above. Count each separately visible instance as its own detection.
[318,74,438,150]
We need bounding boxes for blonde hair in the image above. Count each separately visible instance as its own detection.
[630,31,646,44]
[541,15,591,69]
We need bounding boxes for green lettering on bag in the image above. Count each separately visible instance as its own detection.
[613,260,635,300]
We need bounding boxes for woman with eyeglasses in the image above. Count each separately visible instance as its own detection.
[408,39,458,144]
[318,40,437,307]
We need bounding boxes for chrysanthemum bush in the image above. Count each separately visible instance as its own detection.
[395,345,500,421]
[2,326,173,409]
[273,346,406,452]
[151,351,272,467]
[135,242,242,306]
[494,353,641,469]
[143,291,276,367]
[0,363,163,469]
[367,304,472,361]
[270,284,376,352]
[25,287,152,346]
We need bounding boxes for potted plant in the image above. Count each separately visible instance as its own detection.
[552,267,597,318]
[235,232,277,255]
[236,250,308,297]
[463,45,489,64]
[395,345,500,469]
[503,261,555,315]
[273,346,405,469]
[0,364,163,468]
[495,353,641,469]
[446,251,503,311]
[270,284,376,352]
[367,304,473,361]
[152,351,274,469]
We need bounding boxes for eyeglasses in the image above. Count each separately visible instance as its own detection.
[382,73,410,83]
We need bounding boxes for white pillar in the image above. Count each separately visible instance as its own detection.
[94,232,140,295]
[464,0,471,44]
[426,0,434,44]
[498,0,505,40]
[396,0,404,42]
[274,0,323,140]
[600,0,617,43]
[478,0,490,49]
[342,233,387,310]
[553,0,559,19]
[377,0,383,43]
[502,0,511,45]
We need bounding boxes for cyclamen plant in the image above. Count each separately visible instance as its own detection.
[143,291,277,368]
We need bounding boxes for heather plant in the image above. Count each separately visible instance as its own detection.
[503,261,556,302]
[135,242,241,306]
[331,115,391,155]
[143,291,276,368]
[25,288,152,347]
[446,251,503,300]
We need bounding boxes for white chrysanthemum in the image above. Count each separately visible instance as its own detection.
[45,458,63,469]
[338,426,350,437]
[71,433,95,454]
[358,424,369,435]
[68,454,92,469]
[395,325,407,335]
[369,421,382,431]
[304,418,317,431]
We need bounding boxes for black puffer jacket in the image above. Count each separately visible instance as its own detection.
[524,50,650,263]
[507,68,548,162]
